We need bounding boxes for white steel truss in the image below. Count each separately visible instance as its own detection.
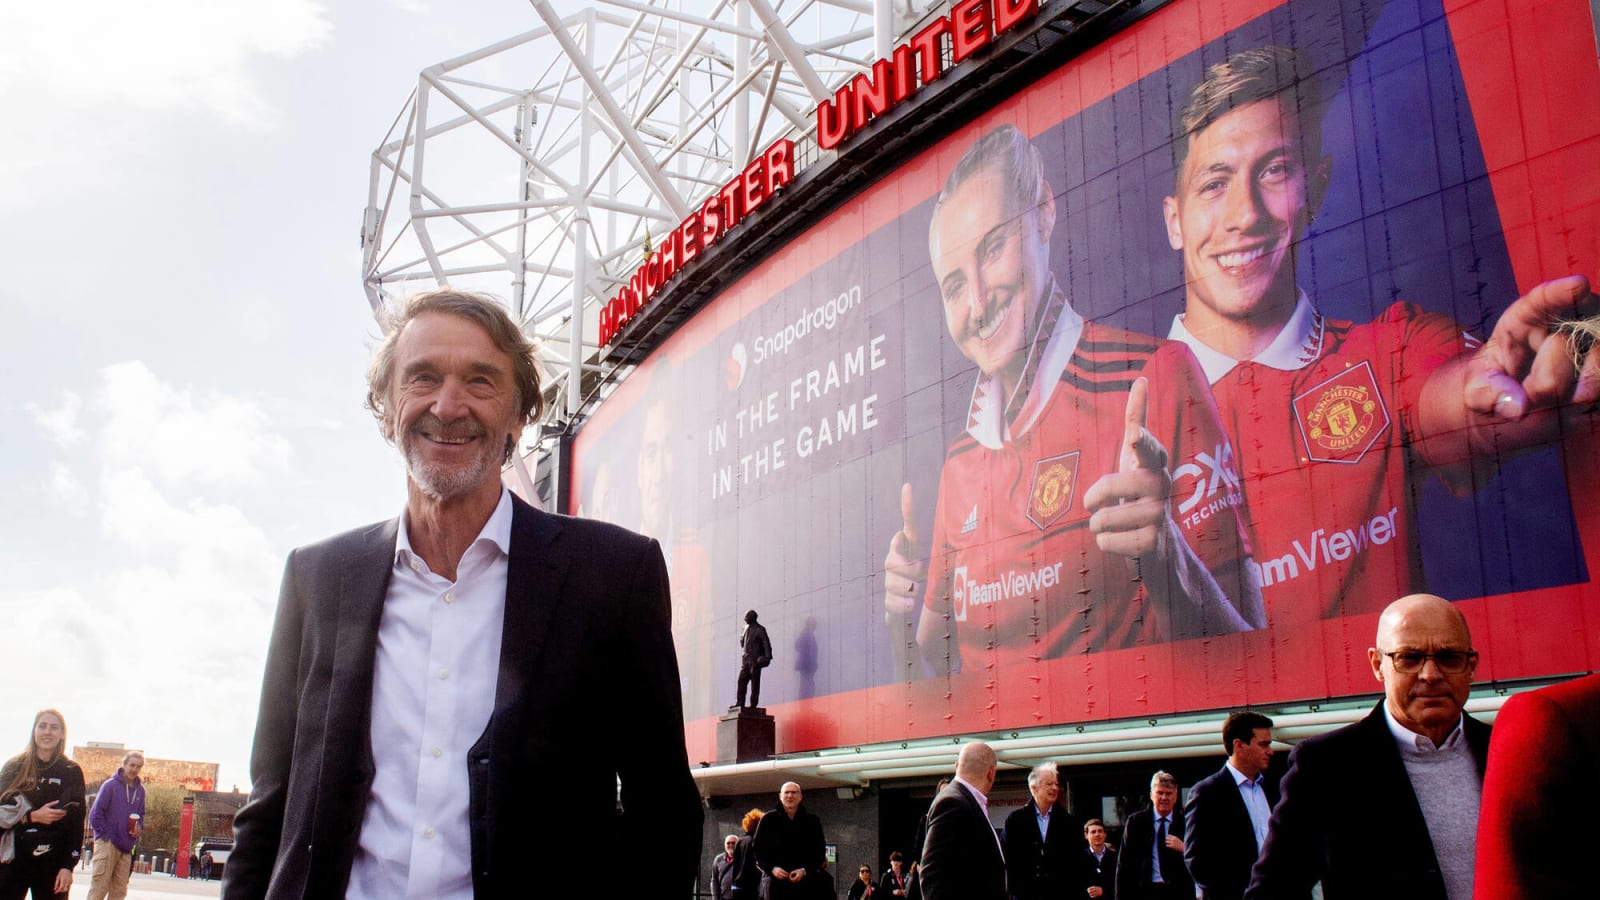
[361,0,930,453]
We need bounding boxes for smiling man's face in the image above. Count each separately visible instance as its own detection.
[385,311,522,503]
[1164,97,1326,341]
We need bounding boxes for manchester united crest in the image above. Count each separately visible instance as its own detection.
[1293,362,1390,464]
[1027,451,1080,529]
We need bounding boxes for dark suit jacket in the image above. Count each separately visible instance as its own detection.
[1246,701,1490,900]
[712,851,739,900]
[1082,845,1116,898]
[1002,800,1086,899]
[919,780,1005,900]
[753,804,826,899]
[224,497,703,899]
[1184,765,1277,900]
[1115,806,1191,900]
[1475,673,1600,900]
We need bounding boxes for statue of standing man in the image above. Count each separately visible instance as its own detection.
[736,610,773,710]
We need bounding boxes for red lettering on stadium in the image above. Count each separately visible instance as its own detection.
[815,0,1041,150]
[599,139,795,347]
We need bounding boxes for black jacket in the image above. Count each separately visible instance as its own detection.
[1115,806,1191,900]
[1246,702,1490,900]
[225,498,702,899]
[1183,765,1278,900]
[1002,800,1086,899]
[919,781,1005,900]
[0,753,85,874]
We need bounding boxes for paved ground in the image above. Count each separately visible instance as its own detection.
[68,868,221,899]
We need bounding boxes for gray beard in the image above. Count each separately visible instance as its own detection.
[403,435,502,501]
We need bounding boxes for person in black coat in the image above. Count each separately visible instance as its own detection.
[753,783,826,900]
[919,742,1005,900]
[711,833,740,900]
[1115,771,1192,900]
[1247,595,1490,900]
[1003,761,1086,899]
[878,851,911,899]
[1081,819,1116,899]
[846,865,876,900]
[1183,712,1278,900]
[0,710,86,900]
[731,808,765,899]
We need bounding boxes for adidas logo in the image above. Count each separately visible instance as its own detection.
[961,505,979,535]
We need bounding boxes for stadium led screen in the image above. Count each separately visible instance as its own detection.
[571,0,1600,762]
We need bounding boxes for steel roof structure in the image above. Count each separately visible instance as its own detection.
[361,0,1145,500]
[361,1,915,439]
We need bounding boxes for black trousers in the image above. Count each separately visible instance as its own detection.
[0,855,69,900]
[737,661,763,707]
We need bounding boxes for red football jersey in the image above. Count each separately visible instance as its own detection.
[1172,299,1473,625]
[922,311,1253,670]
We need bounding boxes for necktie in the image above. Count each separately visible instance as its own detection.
[1156,817,1170,880]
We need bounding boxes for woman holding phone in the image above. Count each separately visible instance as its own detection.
[0,710,86,899]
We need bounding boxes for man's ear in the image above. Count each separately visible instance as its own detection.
[1163,195,1183,251]
[1367,647,1385,684]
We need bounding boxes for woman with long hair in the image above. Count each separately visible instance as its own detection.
[0,710,86,899]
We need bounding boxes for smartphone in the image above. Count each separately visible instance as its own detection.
[59,801,81,812]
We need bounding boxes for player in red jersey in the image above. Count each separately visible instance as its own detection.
[1160,46,1600,624]
[883,125,1263,677]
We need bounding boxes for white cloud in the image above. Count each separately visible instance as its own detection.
[95,360,291,485]
[48,462,90,508]
[2,1,332,126]
[27,391,85,447]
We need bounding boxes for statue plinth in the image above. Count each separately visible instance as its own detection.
[717,707,775,763]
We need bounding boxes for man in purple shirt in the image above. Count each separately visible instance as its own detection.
[87,750,146,900]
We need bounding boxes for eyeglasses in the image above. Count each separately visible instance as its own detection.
[1380,649,1477,674]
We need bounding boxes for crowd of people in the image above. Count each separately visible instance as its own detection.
[707,593,1595,900]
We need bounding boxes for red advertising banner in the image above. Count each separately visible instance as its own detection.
[572,0,1600,764]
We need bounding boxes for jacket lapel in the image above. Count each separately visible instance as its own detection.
[490,497,572,724]
[329,518,399,780]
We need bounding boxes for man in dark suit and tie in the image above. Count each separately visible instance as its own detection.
[1115,771,1191,900]
[1003,761,1086,899]
[224,290,703,899]
[1247,594,1490,900]
[1183,712,1277,900]
[919,741,1006,900]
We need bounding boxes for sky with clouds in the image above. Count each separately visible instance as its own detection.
[0,0,554,790]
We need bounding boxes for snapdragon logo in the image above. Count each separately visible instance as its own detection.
[749,284,862,365]
[951,562,1065,622]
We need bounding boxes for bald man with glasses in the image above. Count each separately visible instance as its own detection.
[1246,594,1490,900]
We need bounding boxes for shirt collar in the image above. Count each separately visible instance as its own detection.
[952,775,990,811]
[965,280,1084,449]
[1224,761,1263,788]
[395,487,514,571]
[1167,290,1323,384]
[1382,702,1465,752]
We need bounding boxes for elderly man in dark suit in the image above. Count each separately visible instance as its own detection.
[919,741,1006,900]
[1247,594,1490,900]
[224,290,702,900]
[1183,712,1277,900]
[1115,771,1191,900]
[1003,761,1085,900]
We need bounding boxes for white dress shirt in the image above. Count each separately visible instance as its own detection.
[1225,761,1271,850]
[346,489,512,900]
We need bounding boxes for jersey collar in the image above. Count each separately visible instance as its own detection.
[1167,290,1323,385]
[966,279,1084,449]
